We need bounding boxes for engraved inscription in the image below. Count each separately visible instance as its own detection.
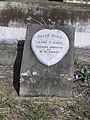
[31,29,69,66]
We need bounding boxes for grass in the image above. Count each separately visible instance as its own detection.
[66,96,90,120]
[0,112,6,120]
[26,102,54,120]
[0,91,90,120]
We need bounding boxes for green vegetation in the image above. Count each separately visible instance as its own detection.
[26,102,54,120]
[0,93,90,120]
[0,112,6,120]
[66,96,90,120]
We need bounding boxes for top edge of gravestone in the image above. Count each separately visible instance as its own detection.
[0,1,90,11]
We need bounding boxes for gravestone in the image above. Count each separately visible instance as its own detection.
[20,24,74,97]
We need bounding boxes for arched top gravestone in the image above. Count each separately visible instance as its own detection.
[20,24,74,97]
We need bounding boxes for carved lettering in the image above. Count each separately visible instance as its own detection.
[31,29,69,66]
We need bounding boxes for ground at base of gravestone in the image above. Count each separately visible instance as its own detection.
[0,78,90,120]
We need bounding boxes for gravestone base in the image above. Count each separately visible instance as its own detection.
[20,75,72,97]
[20,24,74,97]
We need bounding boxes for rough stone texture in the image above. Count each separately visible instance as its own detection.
[3,0,90,4]
[0,45,17,83]
[20,24,74,97]
[0,45,17,96]
[75,48,90,64]
[6,0,62,1]
[0,45,17,66]
[0,1,90,28]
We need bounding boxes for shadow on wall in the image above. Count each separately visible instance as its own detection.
[13,40,25,96]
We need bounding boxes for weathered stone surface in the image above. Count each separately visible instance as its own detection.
[0,1,90,28]
[20,24,74,97]
[75,48,90,64]
[0,1,90,47]
[0,45,17,65]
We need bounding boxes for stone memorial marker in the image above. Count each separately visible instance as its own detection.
[20,24,74,97]
[31,29,69,66]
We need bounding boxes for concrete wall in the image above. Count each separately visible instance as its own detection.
[0,1,90,47]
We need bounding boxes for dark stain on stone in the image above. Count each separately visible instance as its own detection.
[0,4,90,27]
[28,8,90,26]
[0,7,28,27]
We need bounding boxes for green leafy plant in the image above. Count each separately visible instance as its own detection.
[81,65,90,82]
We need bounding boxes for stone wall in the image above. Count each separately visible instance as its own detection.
[0,45,16,80]
[75,48,90,64]
[0,45,17,96]
[2,0,90,4]
[0,1,90,47]
[0,45,17,66]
